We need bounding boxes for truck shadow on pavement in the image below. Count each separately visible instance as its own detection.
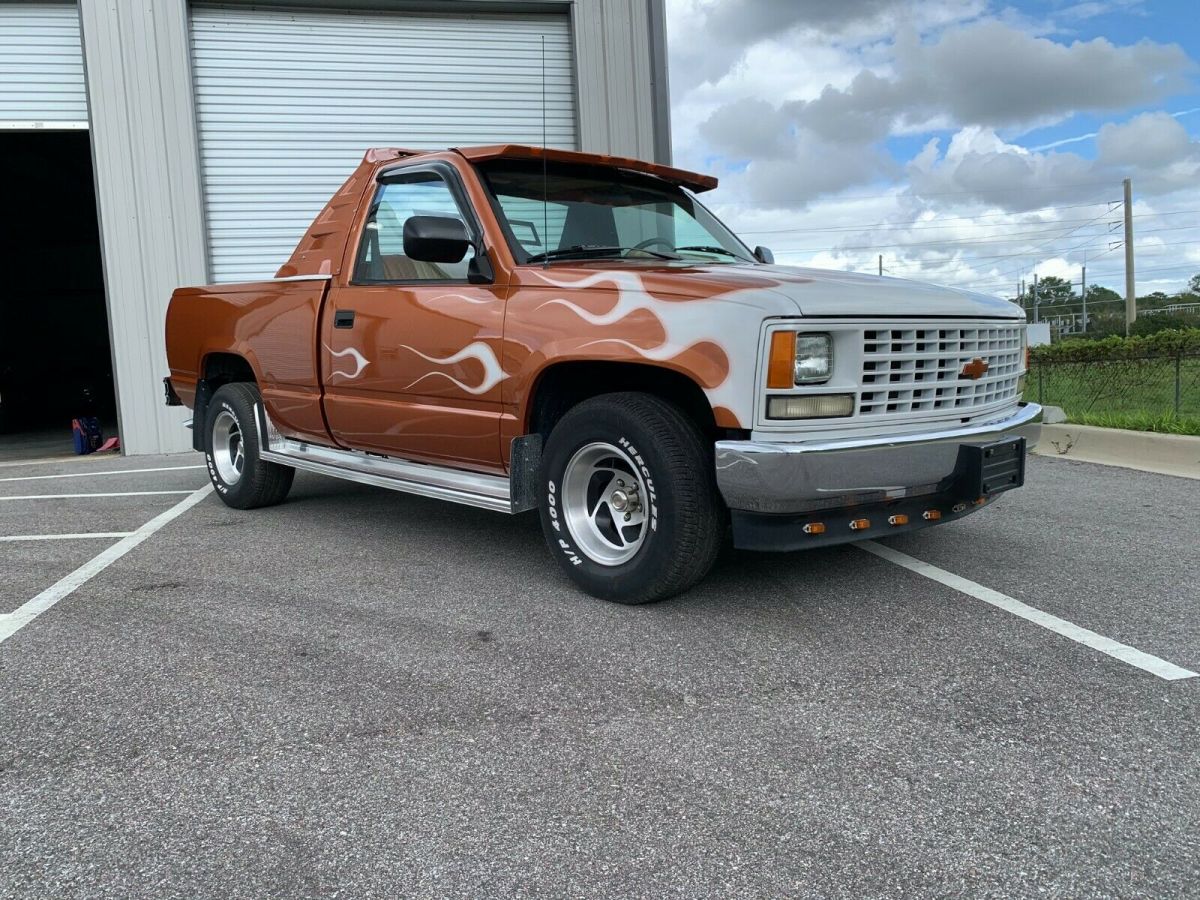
[269,472,880,618]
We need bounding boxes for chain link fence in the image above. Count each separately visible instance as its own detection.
[1024,352,1200,432]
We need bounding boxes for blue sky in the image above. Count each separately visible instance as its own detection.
[985,0,1199,157]
[665,0,1200,297]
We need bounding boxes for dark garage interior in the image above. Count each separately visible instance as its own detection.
[0,130,115,458]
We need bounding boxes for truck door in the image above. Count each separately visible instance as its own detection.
[319,163,507,472]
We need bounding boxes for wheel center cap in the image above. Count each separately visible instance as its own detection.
[610,490,629,512]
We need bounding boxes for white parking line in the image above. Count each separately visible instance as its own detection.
[0,486,213,645]
[0,465,205,483]
[0,532,135,542]
[0,491,196,501]
[858,541,1198,682]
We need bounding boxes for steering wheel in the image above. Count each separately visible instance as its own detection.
[631,237,676,252]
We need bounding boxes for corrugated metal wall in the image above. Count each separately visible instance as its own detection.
[572,0,662,162]
[74,0,667,455]
[78,0,207,455]
[190,5,578,283]
[0,1,87,125]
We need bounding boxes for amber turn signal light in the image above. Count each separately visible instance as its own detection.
[974,497,987,507]
[767,332,795,388]
[922,509,942,521]
[849,518,870,531]
[802,522,826,535]
[888,514,908,526]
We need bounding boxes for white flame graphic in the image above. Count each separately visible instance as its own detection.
[421,291,496,306]
[399,342,507,395]
[325,345,370,380]
[531,270,757,418]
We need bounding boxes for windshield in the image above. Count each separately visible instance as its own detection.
[476,160,756,265]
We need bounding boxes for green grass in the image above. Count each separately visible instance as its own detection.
[1023,356,1200,434]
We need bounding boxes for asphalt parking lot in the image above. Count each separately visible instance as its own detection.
[1,451,1198,898]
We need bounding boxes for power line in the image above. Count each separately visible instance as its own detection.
[964,260,1199,293]
[710,179,1120,205]
[760,220,1200,256]
[734,206,1200,236]
[774,206,1123,266]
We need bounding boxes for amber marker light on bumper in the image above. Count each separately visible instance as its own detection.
[888,514,909,526]
[766,394,854,419]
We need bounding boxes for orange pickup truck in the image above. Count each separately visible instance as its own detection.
[165,145,1040,603]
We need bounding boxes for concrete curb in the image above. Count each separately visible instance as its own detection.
[1034,424,1200,480]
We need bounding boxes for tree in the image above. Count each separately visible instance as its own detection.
[1085,285,1121,305]
[1188,273,1200,295]
[1031,275,1075,305]
[1139,291,1172,310]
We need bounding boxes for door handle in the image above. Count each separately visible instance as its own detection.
[334,309,355,329]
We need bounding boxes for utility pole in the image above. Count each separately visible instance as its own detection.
[1016,280,1022,306]
[1032,274,1040,324]
[1123,177,1136,335]
[1081,264,1088,334]
[878,254,883,277]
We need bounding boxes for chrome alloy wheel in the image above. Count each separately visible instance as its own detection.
[211,409,245,486]
[561,441,650,566]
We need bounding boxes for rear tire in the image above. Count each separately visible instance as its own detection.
[538,392,724,604]
[204,383,294,509]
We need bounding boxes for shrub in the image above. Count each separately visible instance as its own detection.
[1029,328,1200,363]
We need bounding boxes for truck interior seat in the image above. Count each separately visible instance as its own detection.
[377,254,449,281]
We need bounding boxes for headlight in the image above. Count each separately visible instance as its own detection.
[767,331,833,387]
[794,334,832,383]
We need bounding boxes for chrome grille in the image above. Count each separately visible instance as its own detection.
[859,324,1022,417]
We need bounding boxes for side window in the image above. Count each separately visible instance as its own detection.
[354,171,476,282]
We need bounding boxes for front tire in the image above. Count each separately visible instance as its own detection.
[538,392,724,604]
[204,383,294,509]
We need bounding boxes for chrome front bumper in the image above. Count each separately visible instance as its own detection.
[715,403,1042,515]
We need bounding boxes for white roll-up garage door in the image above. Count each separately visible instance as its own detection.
[190,4,578,283]
[0,2,87,126]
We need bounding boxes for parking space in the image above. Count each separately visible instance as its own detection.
[880,459,1200,673]
[0,453,1198,897]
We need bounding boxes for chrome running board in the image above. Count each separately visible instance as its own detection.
[255,407,523,514]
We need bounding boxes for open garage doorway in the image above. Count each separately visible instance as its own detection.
[0,130,116,462]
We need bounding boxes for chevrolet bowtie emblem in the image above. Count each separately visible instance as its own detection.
[961,357,990,380]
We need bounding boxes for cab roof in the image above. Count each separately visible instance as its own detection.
[361,145,718,193]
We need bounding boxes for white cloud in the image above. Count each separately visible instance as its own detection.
[667,1,1200,295]
[1096,111,1194,167]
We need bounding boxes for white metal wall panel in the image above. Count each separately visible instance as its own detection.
[0,2,87,126]
[190,5,578,283]
[78,0,207,455]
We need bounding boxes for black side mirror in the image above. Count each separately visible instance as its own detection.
[754,245,775,265]
[403,215,471,263]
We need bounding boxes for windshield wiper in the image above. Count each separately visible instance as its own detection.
[526,245,680,263]
[674,245,741,258]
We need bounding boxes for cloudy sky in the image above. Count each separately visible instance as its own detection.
[665,0,1199,300]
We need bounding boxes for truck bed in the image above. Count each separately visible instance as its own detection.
[165,275,332,444]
